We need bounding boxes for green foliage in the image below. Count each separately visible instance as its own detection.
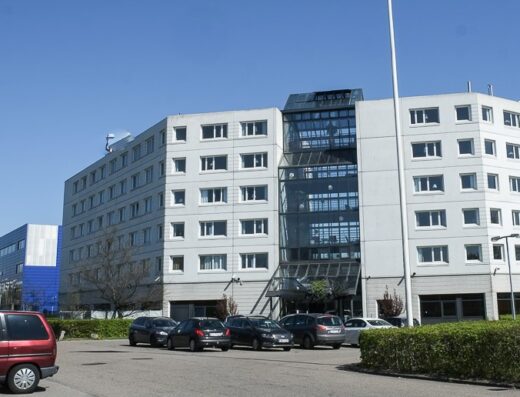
[48,319,132,339]
[309,279,329,301]
[360,320,520,383]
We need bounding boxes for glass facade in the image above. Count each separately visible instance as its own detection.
[271,89,363,315]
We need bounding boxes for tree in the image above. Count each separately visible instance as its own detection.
[309,279,330,301]
[80,228,161,318]
[378,286,404,317]
[215,294,238,320]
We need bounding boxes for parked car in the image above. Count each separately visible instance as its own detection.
[166,318,230,352]
[226,315,293,351]
[0,311,59,394]
[383,317,420,328]
[280,313,346,349]
[344,318,394,346]
[128,317,178,347]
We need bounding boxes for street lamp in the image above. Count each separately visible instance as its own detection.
[491,233,519,319]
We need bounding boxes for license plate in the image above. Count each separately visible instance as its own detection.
[210,332,223,337]
[278,339,289,343]
[329,329,341,334]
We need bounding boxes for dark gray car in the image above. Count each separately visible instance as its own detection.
[129,317,178,347]
[279,313,346,349]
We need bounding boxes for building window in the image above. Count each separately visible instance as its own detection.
[201,155,227,171]
[241,185,268,201]
[460,173,477,190]
[241,253,268,269]
[516,245,520,261]
[88,195,95,209]
[129,232,138,247]
[109,159,117,174]
[200,187,227,204]
[199,254,227,271]
[504,110,520,128]
[410,108,439,125]
[241,121,267,136]
[120,179,127,195]
[121,152,128,168]
[108,185,116,200]
[413,175,444,192]
[463,208,480,226]
[159,161,165,177]
[241,219,268,235]
[465,245,482,262]
[171,190,185,205]
[130,202,140,218]
[174,127,187,142]
[131,173,140,190]
[145,166,154,184]
[118,207,126,223]
[158,192,164,207]
[411,141,442,158]
[200,221,227,237]
[170,223,185,238]
[458,139,474,155]
[490,208,502,225]
[173,158,186,173]
[160,129,166,145]
[415,210,446,228]
[510,177,520,192]
[484,139,496,156]
[143,228,151,245]
[156,224,164,241]
[507,143,520,159]
[107,211,115,226]
[456,105,471,121]
[241,152,268,169]
[146,137,154,154]
[171,256,184,272]
[73,181,78,194]
[417,246,449,264]
[202,124,227,139]
[482,106,493,123]
[144,197,153,213]
[513,210,520,227]
[98,191,105,204]
[493,244,504,261]
[487,174,499,190]
[132,144,141,161]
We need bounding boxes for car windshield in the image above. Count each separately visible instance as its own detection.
[199,320,224,329]
[367,320,391,326]
[317,316,342,326]
[153,319,177,327]
[250,319,281,329]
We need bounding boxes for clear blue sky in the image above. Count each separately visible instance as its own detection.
[1,0,519,236]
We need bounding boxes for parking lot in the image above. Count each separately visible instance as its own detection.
[15,339,519,397]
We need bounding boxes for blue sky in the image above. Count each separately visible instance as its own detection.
[1,0,519,236]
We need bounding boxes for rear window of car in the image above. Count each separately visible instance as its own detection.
[250,318,281,329]
[6,314,49,340]
[133,317,147,326]
[199,320,224,329]
[317,316,342,326]
[153,319,177,327]
[367,320,391,326]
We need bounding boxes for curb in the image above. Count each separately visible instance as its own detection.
[338,363,519,389]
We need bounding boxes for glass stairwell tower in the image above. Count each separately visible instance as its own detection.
[268,89,363,318]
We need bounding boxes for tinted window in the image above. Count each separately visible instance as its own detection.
[250,318,281,329]
[199,320,224,329]
[345,320,355,328]
[367,320,391,327]
[133,317,147,326]
[152,319,177,327]
[6,315,48,340]
[176,320,189,332]
[294,315,307,326]
[281,316,295,327]
[317,316,342,326]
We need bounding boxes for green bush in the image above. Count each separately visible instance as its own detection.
[48,319,132,339]
[360,321,520,383]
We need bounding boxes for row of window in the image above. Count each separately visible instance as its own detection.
[413,173,520,193]
[409,104,517,126]
[415,208,520,228]
[417,243,520,264]
[412,138,520,159]
[0,240,25,257]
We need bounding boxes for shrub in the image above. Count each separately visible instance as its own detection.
[48,319,132,339]
[360,321,520,383]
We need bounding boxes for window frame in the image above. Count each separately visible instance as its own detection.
[199,220,227,238]
[411,141,442,159]
[200,155,228,172]
[460,173,478,191]
[462,208,480,226]
[484,139,496,156]
[201,124,228,140]
[240,253,269,270]
[465,244,483,262]
[240,185,268,202]
[457,139,475,156]
[170,222,185,239]
[413,175,444,193]
[199,254,227,271]
[415,210,447,229]
[409,107,440,125]
[417,246,449,264]
[455,105,471,122]
[240,120,268,137]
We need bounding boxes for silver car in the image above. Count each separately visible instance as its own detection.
[344,318,394,346]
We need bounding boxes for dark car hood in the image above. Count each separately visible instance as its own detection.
[155,326,177,332]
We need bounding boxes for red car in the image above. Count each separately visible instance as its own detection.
[0,311,59,394]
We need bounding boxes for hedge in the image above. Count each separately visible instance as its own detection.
[360,320,520,383]
[48,319,132,339]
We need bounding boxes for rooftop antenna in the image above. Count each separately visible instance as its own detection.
[105,133,115,153]
[488,84,494,96]
[467,81,472,93]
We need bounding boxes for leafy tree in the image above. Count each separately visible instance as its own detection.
[215,294,238,320]
[378,286,404,317]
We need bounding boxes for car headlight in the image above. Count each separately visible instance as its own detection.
[261,333,274,339]
[157,331,168,336]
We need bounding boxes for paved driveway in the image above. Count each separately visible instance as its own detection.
[10,339,518,397]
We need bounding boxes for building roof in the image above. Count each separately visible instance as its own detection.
[283,89,364,112]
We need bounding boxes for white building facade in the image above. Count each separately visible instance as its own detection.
[61,108,283,319]
[357,92,520,323]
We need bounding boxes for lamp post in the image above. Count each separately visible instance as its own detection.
[491,233,519,319]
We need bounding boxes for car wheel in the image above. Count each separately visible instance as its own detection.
[129,334,137,346]
[8,364,40,394]
[332,343,342,350]
[302,336,314,350]
[167,337,175,350]
[283,347,291,352]
[189,339,198,352]
[252,338,262,351]
[221,346,229,352]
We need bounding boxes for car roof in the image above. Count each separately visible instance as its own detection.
[282,313,338,318]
